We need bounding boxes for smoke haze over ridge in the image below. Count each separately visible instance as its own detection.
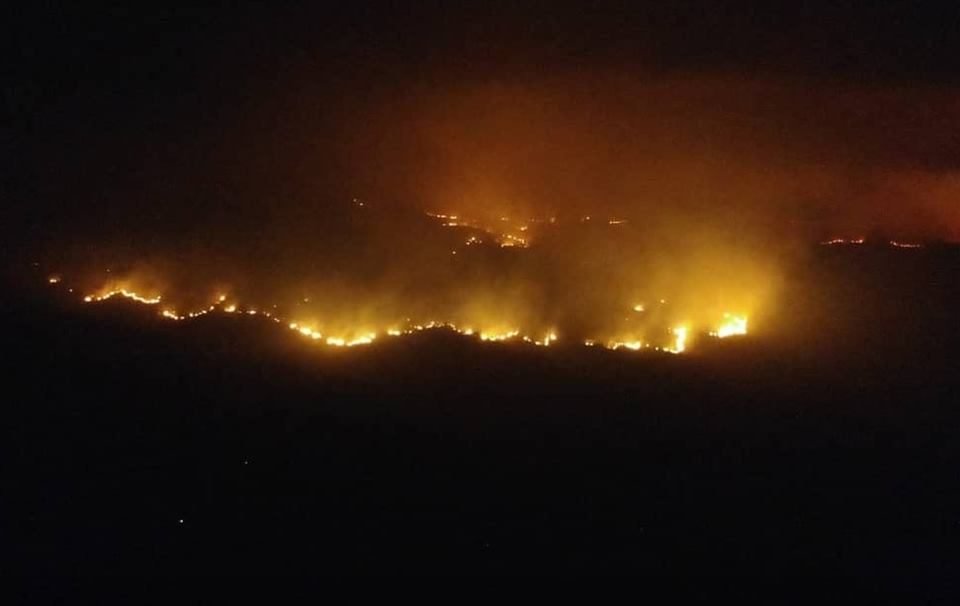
[9,3,960,348]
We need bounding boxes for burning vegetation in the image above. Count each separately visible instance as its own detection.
[25,74,957,358]
[44,205,772,354]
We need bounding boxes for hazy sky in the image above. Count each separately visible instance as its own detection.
[11,2,960,250]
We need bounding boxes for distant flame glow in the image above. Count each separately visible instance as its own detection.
[52,204,779,355]
[889,240,923,249]
[83,289,162,305]
[822,238,924,249]
[60,276,757,354]
[669,325,688,354]
[711,314,748,338]
[821,237,865,245]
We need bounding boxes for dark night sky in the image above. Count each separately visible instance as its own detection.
[7,1,960,258]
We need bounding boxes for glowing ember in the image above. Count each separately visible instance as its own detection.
[889,240,923,249]
[822,237,924,249]
[426,210,533,248]
[821,237,865,245]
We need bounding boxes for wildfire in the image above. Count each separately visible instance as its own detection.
[822,237,924,249]
[889,240,923,249]
[498,234,528,248]
[669,325,688,354]
[54,271,753,354]
[479,329,521,342]
[331,334,376,347]
[83,289,162,305]
[821,237,865,246]
[710,314,748,338]
[609,340,646,351]
[426,210,533,248]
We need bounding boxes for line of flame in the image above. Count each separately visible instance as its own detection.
[57,279,747,353]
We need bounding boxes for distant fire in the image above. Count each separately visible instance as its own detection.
[82,289,162,305]
[37,204,796,354]
[888,240,923,249]
[46,276,751,354]
[710,314,748,338]
[427,211,532,248]
[821,237,923,249]
[426,210,633,249]
[671,325,689,353]
[821,237,865,246]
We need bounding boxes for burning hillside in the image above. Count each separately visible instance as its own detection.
[42,203,768,354]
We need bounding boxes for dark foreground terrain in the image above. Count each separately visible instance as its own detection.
[6,245,960,576]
